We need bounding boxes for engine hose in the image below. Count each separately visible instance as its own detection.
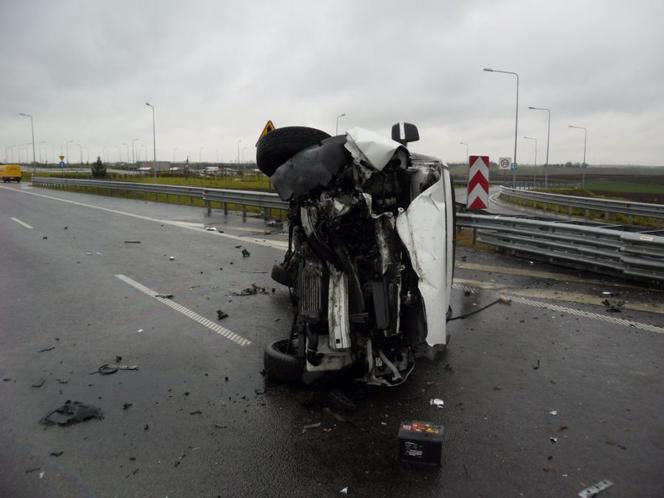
[447,296,511,321]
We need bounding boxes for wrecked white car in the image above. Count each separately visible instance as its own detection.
[257,123,454,386]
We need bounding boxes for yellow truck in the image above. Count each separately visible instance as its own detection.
[0,164,22,183]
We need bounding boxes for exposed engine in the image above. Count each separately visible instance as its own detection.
[261,125,453,386]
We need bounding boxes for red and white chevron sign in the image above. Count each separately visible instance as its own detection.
[466,155,490,210]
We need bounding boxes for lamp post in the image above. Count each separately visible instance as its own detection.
[528,106,551,188]
[460,141,469,162]
[568,125,588,188]
[483,68,519,188]
[199,147,204,164]
[77,144,83,165]
[172,147,178,163]
[18,112,36,180]
[145,102,156,180]
[236,139,242,164]
[335,113,346,135]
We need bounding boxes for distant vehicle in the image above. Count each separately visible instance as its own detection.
[258,124,455,386]
[137,166,152,173]
[0,164,22,183]
[204,166,220,174]
[169,167,181,172]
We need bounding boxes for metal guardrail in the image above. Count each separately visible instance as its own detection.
[32,177,664,282]
[457,213,664,282]
[500,186,664,221]
[32,177,288,219]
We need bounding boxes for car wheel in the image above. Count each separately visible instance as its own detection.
[264,338,304,383]
[256,126,331,177]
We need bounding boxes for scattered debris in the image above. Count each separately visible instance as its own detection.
[169,256,175,261]
[96,363,139,375]
[241,248,251,257]
[64,226,68,230]
[25,467,40,474]
[38,346,55,353]
[155,294,174,299]
[32,378,46,388]
[232,283,269,296]
[340,487,348,495]
[601,291,613,296]
[50,451,64,457]
[40,400,104,426]
[254,388,265,395]
[578,479,614,498]
[549,437,558,443]
[605,440,627,450]
[56,378,68,385]
[558,426,569,432]
[123,240,142,244]
[217,310,229,320]
[214,424,227,429]
[190,410,202,415]
[144,424,149,431]
[429,398,445,408]
[549,410,558,416]
[266,220,283,228]
[602,299,624,313]
[302,422,322,433]
[137,329,143,333]
[42,236,48,240]
[532,359,541,370]
[205,227,217,231]
[123,403,133,410]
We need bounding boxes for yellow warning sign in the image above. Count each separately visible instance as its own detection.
[257,120,276,144]
[59,155,65,161]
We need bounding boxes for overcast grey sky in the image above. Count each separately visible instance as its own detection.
[1,0,662,166]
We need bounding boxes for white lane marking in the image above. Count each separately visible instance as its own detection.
[115,274,251,346]
[0,185,286,250]
[452,283,664,335]
[10,217,33,229]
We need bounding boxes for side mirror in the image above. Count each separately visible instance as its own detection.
[391,122,420,146]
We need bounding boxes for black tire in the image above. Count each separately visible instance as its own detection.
[256,126,331,177]
[264,339,304,383]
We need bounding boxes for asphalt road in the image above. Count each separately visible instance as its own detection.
[1,183,663,498]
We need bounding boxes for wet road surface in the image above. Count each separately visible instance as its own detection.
[1,183,663,497]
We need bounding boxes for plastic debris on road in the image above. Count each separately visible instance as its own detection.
[340,487,348,495]
[549,410,558,416]
[578,479,613,498]
[242,248,251,257]
[96,363,139,375]
[429,398,445,408]
[169,256,175,261]
[40,400,104,427]
[302,422,322,433]
[217,310,229,320]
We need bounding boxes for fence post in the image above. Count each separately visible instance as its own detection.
[242,205,247,222]
[224,202,228,215]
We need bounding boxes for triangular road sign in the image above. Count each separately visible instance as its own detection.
[256,120,276,145]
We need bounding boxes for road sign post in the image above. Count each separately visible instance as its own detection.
[467,155,490,210]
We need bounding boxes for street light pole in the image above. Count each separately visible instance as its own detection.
[77,143,83,165]
[145,102,156,180]
[18,112,36,180]
[335,113,346,135]
[237,139,241,164]
[528,106,551,188]
[483,68,519,188]
[568,125,588,188]
[460,141,469,162]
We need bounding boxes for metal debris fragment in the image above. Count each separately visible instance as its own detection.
[578,479,613,498]
[217,310,229,320]
[429,398,445,408]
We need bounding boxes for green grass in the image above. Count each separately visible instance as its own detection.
[582,179,664,194]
